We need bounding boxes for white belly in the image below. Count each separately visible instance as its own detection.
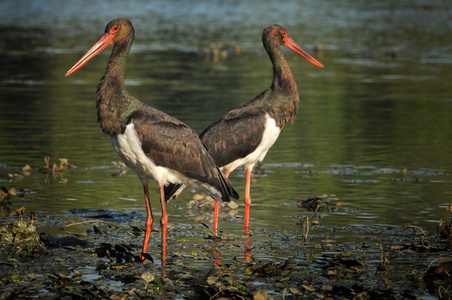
[110,123,179,186]
[223,113,281,172]
[110,123,224,200]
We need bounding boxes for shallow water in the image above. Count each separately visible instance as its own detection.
[1,0,452,291]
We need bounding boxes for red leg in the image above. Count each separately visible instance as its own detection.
[244,167,252,234]
[213,169,231,266]
[213,168,231,235]
[214,251,221,266]
[244,233,251,262]
[159,185,168,267]
[213,201,219,236]
[142,183,154,261]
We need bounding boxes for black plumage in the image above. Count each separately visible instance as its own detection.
[165,24,323,235]
[65,18,238,266]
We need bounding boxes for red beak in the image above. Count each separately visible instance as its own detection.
[284,36,324,68]
[65,33,115,77]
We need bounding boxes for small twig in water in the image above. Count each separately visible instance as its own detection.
[446,205,452,214]
[379,242,389,267]
[362,242,369,261]
[438,285,452,299]
[428,258,442,270]
[301,217,309,241]
[65,219,119,228]
[209,288,222,300]
[200,222,218,237]
[401,225,428,238]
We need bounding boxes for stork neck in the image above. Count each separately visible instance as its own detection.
[102,36,133,89]
[263,43,300,129]
[95,34,135,136]
[268,46,297,92]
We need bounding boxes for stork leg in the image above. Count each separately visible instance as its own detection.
[213,168,232,235]
[244,167,252,234]
[141,183,154,261]
[213,169,231,266]
[244,233,251,262]
[244,167,252,262]
[159,185,168,267]
[213,201,219,236]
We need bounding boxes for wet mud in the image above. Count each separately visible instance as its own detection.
[2,186,452,299]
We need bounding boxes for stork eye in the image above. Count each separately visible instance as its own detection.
[280,30,287,37]
[111,25,120,34]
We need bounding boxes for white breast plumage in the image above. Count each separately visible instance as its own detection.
[223,113,281,172]
[110,123,165,185]
[110,123,223,200]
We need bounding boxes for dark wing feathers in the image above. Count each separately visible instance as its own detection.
[165,106,267,202]
[129,108,238,202]
[164,183,186,202]
[163,89,274,202]
[200,108,267,167]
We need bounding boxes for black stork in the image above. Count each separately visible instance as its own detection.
[165,24,323,234]
[64,18,239,265]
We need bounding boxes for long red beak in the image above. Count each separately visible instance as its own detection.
[65,33,115,77]
[284,36,324,68]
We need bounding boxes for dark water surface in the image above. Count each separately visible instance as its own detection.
[1,0,452,291]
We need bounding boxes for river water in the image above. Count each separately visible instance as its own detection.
[1,0,452,281]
